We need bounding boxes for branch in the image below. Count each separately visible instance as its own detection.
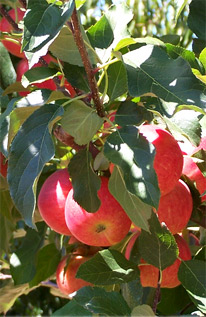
[70,7,105,117]
[18,0,27,9]
[0,5,21,31]
[152,271,161,313]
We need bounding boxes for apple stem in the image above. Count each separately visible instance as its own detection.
[70,7,105,118]
[0,6,21,31]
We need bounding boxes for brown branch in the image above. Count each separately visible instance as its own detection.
[70,7,105,117]
[152,271,161,314]
[0,5,21,31]
[18,0,27,9]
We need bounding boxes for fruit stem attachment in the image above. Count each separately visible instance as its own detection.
[0,6,21,31]
[70,7,105,118]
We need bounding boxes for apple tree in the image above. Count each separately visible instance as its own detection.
[0,0,206,315]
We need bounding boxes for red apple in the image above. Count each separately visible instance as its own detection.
[196,177,206,201]
[139,125,183,196]
[0,152,8,178]
[156,179,193,234]
[139,234,191,288]
[16,55,76,97]
[0,8,25,58]
[56,255,92,295]
[64,176,132,247]
[37,168,72,235]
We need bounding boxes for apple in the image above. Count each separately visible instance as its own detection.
[125,229,141,260]
[139,125,183,196]
[37,168,72,235]
[139,234,191,288]
[156,179,193,234]
[16,55,76,97]
[0,8,25,58]
[0,152,8,178]
[196,177,206,201]
[56,254,92,295]
[64,176,132,247]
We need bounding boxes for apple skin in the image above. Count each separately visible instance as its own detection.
[0,152,8,178]
[139,125,183,196]
[156,179,193,235]
[56,255,92,295]
[0,8,25,58]
[16,55,76,97]
[139,234,191,288]
[65,176,132,247]
[37,168,72,235]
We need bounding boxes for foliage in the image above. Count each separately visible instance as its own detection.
[0,0,206,316]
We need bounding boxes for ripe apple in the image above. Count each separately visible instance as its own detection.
[156,179,193,234]
[64,176,132,247]
[196,177,206,201]
[139,234,191,288]
[0,152,8,178]
[16,55,76,97]
[0,8,25,58]
[37,168,72,235]
[56,254,92,295]
[139,125,183,196]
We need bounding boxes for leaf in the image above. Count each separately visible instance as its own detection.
[108,166,151,232]
[22,0,75,66]
[115,100,152,127]
[21,67,60,88]
[0,213,15,254]
[7,104,63,228]
[131,305,155,316]
[72,286,131,316]
[174,0,190,23]
[199,48,206,72]
[138,213,178,270]
[10,222,46,285]
[50,26,99,66]
[76,249,139,285]
[63,62,90,92]
[60,100,104,145]
[114,36,164,52]
[0,282,28,314]
[104,125,160,208]
[68,149,101,212]
[52,300,92,316]
[123,45,206,110]
[0,42,16,89]
[29,243,61,287]
[121,279,143,310]
[188,0,206,41]
[165,109,202,146]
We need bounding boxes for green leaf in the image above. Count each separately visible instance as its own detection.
[123,45,206,110]
[108,166,151,232]
[29,243,61,287]
[21,67,60,88]
[23,0,75,66]
[188,0,206,41]
[60,100,103,145]
[174,0,190,23]
[192,149,206,176]
[114,36,164,52]
[7,104,63,228]
[0,42,16,89]
[104,125,160,208]
[0,212,15,254]
[131,305,155,316]
[63,63,90,92]
[50,26,99,66]
[68,149,101,212]
[52,300,92,316]
[199,48,206,72]
[165,109,202,146]
[115,100,152,127]
[76,249,139,285]
[121,279,143,310]
[10,222,46,285]
[72,286,131,316]
[138,213,178,270]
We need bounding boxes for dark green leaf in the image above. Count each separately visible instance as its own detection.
[192,149,206,177]
[188,0,206,41]
[0,213,15,254]
[63,63,90,92]
[10,222,46,285]
[194,246,206,261]
[123,45,206,110]
[7,104,63,228]
[61,100,103,145]
[52,300,92,316]
[23,0,75,66]
[29,243,61,287]
[138,213,178,270]
[73,286,131,316]
[104,125,160,208]
[121,279,143,310]
[76,249,139,285]
[68,149,101,212]
[21,67,59,88]
[115,100,152,127]
[87,15,114,49]
[0,43,16,89]
[108,166,151,232]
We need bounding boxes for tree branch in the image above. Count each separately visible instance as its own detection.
[70,7,105,117]
[0,5,21,31]
[18,0,27,9]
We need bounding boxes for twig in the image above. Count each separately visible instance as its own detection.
[0,5,21,31]
[70,7,105,117]
[152,271,161,313]
[18,0,27,9]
